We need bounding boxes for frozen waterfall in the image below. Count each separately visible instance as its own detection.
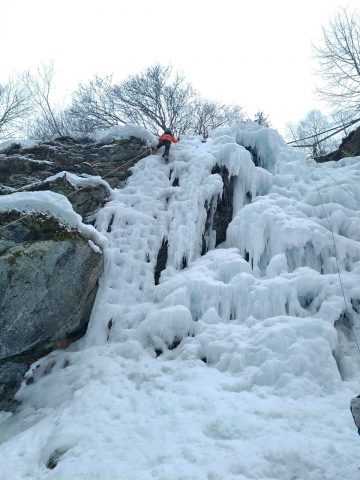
[1,122,360,480]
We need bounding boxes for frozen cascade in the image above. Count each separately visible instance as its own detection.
[1,123,360,479]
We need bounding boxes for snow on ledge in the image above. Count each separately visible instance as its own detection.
[0,190,107,249]
[0,138,37,152]
[91,124,156,145]
[45,171,113,194]
[0,124,156,155]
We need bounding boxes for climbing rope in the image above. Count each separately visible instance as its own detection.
[313,160,360,208]
[306,155,360,355]
[292,121,360,357]
[0,146,149,233]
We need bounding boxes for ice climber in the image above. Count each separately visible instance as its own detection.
[152,128,179,163]
[350,395,360,435]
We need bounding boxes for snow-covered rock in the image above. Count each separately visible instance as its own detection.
[0,134,149,190]
[0,211,103,411]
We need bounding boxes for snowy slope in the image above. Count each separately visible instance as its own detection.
[1,123,360,479]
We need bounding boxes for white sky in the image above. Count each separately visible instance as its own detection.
[0,0,358,134]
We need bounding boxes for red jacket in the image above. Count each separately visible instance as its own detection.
[158,133,179,143]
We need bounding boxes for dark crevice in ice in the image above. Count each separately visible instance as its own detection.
[107,214,114,233]
[201,165,235,256]
[245,146,260,167]
[333,311,355,380]
[154,237,168,285]
[181,255,188,270]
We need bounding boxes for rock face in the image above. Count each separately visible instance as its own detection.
[0,136,150,190]
[21,174,110,221]
[0,134,150,411]
[316,125,360,162]
[0,212,103,411]
[0,134,149,411]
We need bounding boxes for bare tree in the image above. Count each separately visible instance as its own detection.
[112,65,196,134]
[22,63,69,140]
[331,110,357,136]
[0,78,30,139]
[68,65,195,135]
[67,75,126,135]
[192,100,243,139]
[254,110,271,127]
[67,64,244,138]
[287,109,338,157]
[162,71,196,135]
[314,8,360,119]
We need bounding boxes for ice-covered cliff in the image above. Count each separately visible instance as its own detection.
[1,122,360,479]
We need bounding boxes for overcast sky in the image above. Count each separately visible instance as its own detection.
[0,0,358,134]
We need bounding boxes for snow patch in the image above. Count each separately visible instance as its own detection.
[45,171,113,194]
[92,123,156,145]
[0,190,106,248]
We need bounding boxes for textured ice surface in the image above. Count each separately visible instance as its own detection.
[1,123,360,479]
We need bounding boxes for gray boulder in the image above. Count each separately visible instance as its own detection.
[0,212,103,411]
